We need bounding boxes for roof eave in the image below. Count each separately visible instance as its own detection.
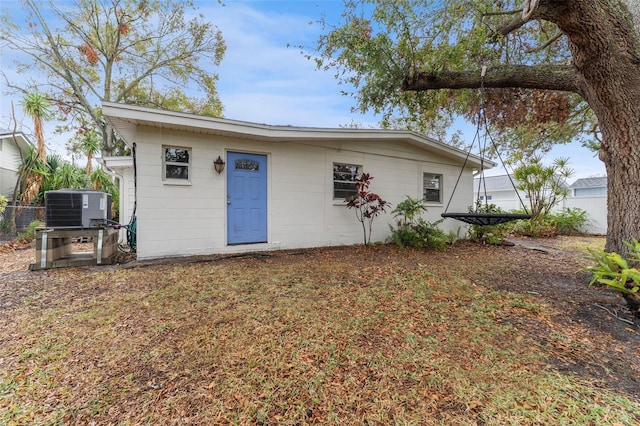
[102,101,492,169]
[0,131,33,152]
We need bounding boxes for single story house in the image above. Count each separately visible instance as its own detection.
[473,174,530,211]
[567,176,607,234]
[569,176,607,197]
[0,130,32,200]
[102,102,488,260]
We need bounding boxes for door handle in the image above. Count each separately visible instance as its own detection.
[227,200,231,205]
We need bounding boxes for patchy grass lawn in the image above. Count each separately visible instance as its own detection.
[1,237,639,424]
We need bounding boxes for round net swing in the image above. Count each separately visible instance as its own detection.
[441,66,531,225]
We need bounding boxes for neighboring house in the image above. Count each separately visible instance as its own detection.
[102,102,489,260]
[570,176,607,197]
[473,174,530,211]
[567,176,607,234]
[0,130,32,200]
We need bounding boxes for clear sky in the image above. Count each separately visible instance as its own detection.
[0,0,607,181]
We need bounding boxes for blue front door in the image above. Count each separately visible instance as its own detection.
[227,152,267,244]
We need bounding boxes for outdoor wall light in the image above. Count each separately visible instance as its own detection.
[213,156,226,174]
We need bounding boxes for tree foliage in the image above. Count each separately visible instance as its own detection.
[514,156,573,221]
[19,92,52,205]
[20,92,52,162]
[75,128,102,175]
[1,0,226,155]
[313,0,598,150]
[16,147,119,212]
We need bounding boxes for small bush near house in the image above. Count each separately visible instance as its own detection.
[467,201,514,244]
[389,196,454,250]
[17,220,44,243]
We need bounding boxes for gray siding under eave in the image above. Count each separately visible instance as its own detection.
[0,167,18,199]
[574,187,607,197]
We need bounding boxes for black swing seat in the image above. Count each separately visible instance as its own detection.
[441,212,531,226]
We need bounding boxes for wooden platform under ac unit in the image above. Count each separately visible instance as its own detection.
[29,228,119,270]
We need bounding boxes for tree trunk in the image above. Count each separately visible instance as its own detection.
[546,0,640,255]
[623,293,640,318]
[601,119,640,255]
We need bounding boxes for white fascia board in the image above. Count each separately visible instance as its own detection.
[100,156,134,172]
[0,131,33,152]
[102,101,493,169]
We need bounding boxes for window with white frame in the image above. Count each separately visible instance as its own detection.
[423,173,442,203]
[479,195,493,201]
[333,163,361,199]
[163,146,191,181]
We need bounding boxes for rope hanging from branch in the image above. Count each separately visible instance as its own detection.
[440,66,531,226]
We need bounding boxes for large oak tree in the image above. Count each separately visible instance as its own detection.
[314,0,639,254]
[1,0,226,156]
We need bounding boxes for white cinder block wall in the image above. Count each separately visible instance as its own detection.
[129,126,473,259]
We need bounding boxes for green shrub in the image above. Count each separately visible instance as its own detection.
[508,208,588,237]
[585,243,640,294]
[0,195,7,215]
[389,196,454,250]
[17,220,44,243]
[585,239,640,317]
[509,215,557,238]
[467,201,513,244]
[547,208,588,235]
[392,196,427,226]
[390,218,454,250]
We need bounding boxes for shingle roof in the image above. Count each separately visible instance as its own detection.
[473,174,521,192]
[474,172,573,192]
[0,130,33,148]
[570,177,607,189]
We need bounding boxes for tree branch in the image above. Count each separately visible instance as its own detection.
[402,65,581,94]
[496,14,528,37]
[522,0,540,21]
[526,31,563,53]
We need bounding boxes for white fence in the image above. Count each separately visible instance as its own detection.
[485,195,607,235]
[562,196,607,235]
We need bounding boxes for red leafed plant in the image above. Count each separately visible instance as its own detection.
[345,173,389,245]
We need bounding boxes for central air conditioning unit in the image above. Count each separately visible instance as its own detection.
[45,189,112,229]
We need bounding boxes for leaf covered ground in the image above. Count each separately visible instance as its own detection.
[0,236,639,425]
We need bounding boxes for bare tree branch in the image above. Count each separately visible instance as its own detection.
[526,31,563,53]
[496,14,528,37]
[522,0,540,21]
[402,64,581,94]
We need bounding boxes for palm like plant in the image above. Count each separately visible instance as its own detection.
[20,92,53,205]
[77,129,102,175]
[53,163,90,190]
[21,92,53,162]
[18,146,49,206]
